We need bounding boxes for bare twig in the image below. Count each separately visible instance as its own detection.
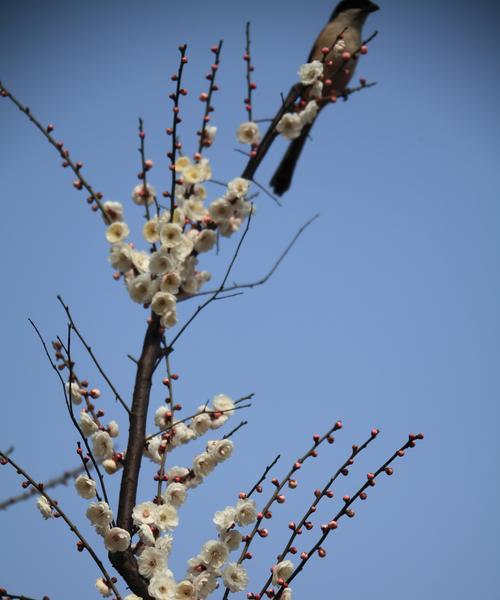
[222,421,343,600]
[0,82,109,222]
[0,452,122,600]
[57,296,130,415]
[273,432,424,600]
[29,319,112,508]
[222,420,248,440]
[165,209,253,351]
[246,454,281,498]
[197,40,223,155]
[0,461,95,511]
[182,214,319,300]
[138,117,160,223]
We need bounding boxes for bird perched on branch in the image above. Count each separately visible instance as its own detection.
[269,0,379,196]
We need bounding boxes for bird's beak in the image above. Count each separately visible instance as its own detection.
[368,1,380,12]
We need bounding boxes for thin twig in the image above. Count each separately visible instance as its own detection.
[57,296,130,415]
[29,320,112,509]
[273,432,424,600]
[222,420,248,440]
[165,208,253,351]
[0,82,109,222]
[246,454,281,498]
[0,452,122,600]
[182,214,319,300]
[0,461,95,511]
[197,40,223,155]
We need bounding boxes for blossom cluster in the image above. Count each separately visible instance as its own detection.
[145,394,235,465]
[104,154,254,330]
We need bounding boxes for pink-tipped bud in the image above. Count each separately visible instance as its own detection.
[300,551,308,560]
[360,45,368,55]
[321,46,330,54]
[318,547,327,558]
[342,51,351,61]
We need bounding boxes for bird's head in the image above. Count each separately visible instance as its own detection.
[330,0,380,22]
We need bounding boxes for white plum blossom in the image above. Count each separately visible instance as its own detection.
[272,560,295,585]
[104,527,131,552]
[74,475,97,499]
[298,60,323,85]
[162,482,187,508]
[80,410,98,436]
[160,272,182,295]
[194,229,216,254]
[65,381,83,405]
[213,506,236,531]
[131,250,151,274]
[171,235,194,263]
[204,125,217,143]
[86,501,113,528]
[212,394,235,416]
[151,292,177,317]
[138,523,156,547]
[300,100,319,125]
[222,563,249,593]
[175,156,192,172]
[127,273,158,304]
[207,439,234,463]
[102,458,120,474]
[208,198,232,224]
[155,503,179,532]
[200,539,229,569]
[133,501,158,526]
[235,498,258,526]
[154,406,170,429]
[171,422,195,447]
[149,249,177,276]
[109,243,133,272]
[227,177,250,199]
[159,223,184,249]
[143,218,160,244]
[103,201,124,223]
[222,529,243,551]
[95,578,112,597]
[138,547,167,579]
[237,121,261,145]
[175,580,197,600]
[108,420,119,438]
[106,221,130,244]
[36,495,53,519]
[124,596,143,600]
[192,452,217,479]
[132,182,156,206]
[276,112,302,140]
[92,430,114,459]
[193,571,218,598]
[191,411,212,436]
[148,572,176,600]
[155,534,174,556]
[183,164,205,185]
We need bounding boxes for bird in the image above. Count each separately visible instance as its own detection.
[269,0,379,196]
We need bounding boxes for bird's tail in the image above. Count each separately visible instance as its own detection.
[270,123,312,196]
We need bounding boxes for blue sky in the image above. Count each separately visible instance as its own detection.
[0,1,499,599]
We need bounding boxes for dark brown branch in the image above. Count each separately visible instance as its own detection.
[0,452,121,600]
[57,296,130,415]
[138,117,160,224]
[109,314,163,599]
[0,82,109,222]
